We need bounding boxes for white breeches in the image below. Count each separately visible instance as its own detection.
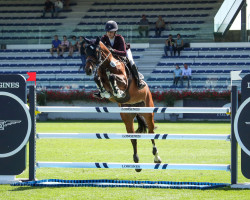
[126,49,135,66]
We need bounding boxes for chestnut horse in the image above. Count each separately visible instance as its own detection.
[84,37,161,171]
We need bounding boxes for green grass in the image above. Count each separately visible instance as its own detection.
[1,121,250,200]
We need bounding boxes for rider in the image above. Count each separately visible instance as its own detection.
[94,20,146,98]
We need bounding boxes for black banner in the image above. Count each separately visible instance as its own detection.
[0,75,29,175]
[238,74,250,179]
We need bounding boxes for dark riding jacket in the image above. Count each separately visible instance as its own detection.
[101,34,127,57]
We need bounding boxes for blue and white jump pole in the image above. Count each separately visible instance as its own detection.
[27,84,238,185]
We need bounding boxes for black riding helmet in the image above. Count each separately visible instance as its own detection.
[105,20,118,32]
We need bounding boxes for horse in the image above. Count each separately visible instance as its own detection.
[84,37,162,172]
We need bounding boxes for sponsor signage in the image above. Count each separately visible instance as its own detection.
[0,82,19,88]
[121,108,140,111]
[234,97,250,156]
[122,135,141,138]
[0,92,31,158]
[0,120,21,131]
[235,74,250,179]
[0,75,29,175]
[122,165,141,169]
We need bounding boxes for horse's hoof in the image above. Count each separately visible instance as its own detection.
[135,169,142,172]
[133,154,142,172]
[154,156,162,163]
[154,159,162,164]
[133,154,139,163]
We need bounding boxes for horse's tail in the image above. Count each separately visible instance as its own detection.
[135,114,148,133]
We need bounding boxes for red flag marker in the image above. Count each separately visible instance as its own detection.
[27,72,36,85]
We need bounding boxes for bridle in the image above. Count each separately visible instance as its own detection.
[86,47,111,72]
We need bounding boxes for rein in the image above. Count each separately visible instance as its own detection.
[96,50,111,69]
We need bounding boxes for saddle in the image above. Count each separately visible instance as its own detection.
[112,54,130,70]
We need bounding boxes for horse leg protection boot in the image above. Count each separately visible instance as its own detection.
[108,74,125,98]
[108,74,117,94]
[93,76,103,99]
[131,64,146,90]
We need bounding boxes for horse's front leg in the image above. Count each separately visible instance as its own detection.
[108,73,126,98]
[94,75,111,98]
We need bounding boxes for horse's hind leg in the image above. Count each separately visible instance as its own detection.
[120,113,142,172]
[152,140,162,163]
[145,92,162,163]
[142,113,162,163]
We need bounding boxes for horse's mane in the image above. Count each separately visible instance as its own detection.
[99,41,111,55]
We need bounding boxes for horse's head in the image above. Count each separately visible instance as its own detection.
[83,37,102,76]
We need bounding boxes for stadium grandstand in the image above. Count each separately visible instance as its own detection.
[0,0,249,92]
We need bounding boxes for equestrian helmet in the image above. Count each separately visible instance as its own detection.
[105,20,118,32]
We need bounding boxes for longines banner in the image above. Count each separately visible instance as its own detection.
[235,74,250,179]
[0,75,30,175]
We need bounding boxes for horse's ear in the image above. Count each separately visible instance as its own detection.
[95,37,100,45]
[83,37,91,44]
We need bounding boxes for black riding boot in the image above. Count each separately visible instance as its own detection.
[131,64,146,90]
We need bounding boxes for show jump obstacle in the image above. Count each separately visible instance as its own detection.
[0,74,250,189]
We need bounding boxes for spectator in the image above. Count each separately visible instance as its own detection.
[59,35,70,57]
[166,22,173,31]
[138,15,149,37]
[78,40,86,71]
[173,65,182,86]
[50,35,61,56]
[69,35,78,57]
[181,63,192,88]
[62,0,70,9]
[174,33,184,56]
[155,15,165,37]
[41,0,54,18]
[54,0,63,17]
[164,34,175,56]
[78,36,84,55]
